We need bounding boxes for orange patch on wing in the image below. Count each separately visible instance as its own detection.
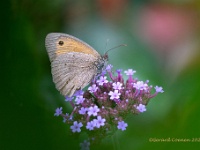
[55,37,99,57]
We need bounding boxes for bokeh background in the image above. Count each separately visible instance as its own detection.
[2,0,200,150]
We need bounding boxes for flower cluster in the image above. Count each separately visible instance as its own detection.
[54,64,164,149]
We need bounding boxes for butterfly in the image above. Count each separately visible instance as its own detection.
[45,33,108,97]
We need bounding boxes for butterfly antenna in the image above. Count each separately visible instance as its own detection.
[105,44,127,55]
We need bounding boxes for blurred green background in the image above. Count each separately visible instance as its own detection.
[1,0,200,150]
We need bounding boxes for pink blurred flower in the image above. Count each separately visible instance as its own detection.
[137,4,196,49]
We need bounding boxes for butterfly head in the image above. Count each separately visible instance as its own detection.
[94,53,108,76]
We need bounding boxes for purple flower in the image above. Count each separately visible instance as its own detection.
[74,90,84,96]
[88,84,98,93]
[116,69,122,73]
[133,81,148,91]
[54,107,62,116]
[79,107,88,115]
[75,96,85,104]
[87,105,100,116]
[63,118,67,123]
[69,115,73,121]
[108,90,121,100]
[93,116,106,128]
[65,96,74,102]
[101,70,107,76]
[80,140,90,150]
[70,121,83,133]
[124,69,136,76]
[86,121,96,130]
[136,104,146,113]
[155,86,164,93]
[106,64,113,71]
[53,63,164,145]
[112,82,123,90]
[117,121,128,131]
[96,76,108,86]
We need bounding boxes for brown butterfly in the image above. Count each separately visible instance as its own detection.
[45,33,108,97]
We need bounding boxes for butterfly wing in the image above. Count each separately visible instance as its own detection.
[45,33,100,62]
[45,33,101,97]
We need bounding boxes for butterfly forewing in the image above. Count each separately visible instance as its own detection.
[45,33,100,62]
[45,33,102,96]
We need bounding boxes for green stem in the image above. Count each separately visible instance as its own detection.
[112,132,120,150]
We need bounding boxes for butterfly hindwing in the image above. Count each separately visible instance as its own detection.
[51,52,98,96]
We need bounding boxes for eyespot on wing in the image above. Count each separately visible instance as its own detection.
[45,33,100,62]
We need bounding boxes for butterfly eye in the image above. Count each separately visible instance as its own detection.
[58,41,64,46]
